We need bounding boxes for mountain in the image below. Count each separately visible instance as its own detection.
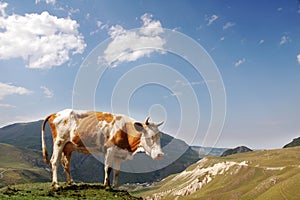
[221,146,253,157]
[0,120,198,186]
[283,136,300,148]
[191,146,227,157]
[137,146,300,200]
[0,143,51,188]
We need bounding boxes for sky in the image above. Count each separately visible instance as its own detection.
[0,0,299,149]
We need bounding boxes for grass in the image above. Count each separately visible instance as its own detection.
[0,183,142,200]
[137,146,300,200]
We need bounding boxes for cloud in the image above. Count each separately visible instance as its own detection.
[40,86,54,98]
[223,22,235,30]
[0,2,8,17]
[279,35,290,45]
[0,103,16,108]
[234,58,246,67]
[90,20,109,35]
[100,13,165,67]
[170,92,182,97]
[0,6,86,69]
[297,54,300,64]
[207,14,218,26]
[0,82,33,100]
[259,39,264,45]
[35,0,56,4]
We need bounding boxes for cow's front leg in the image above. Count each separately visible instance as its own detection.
[104,148,114,188]
[113,158,121,188]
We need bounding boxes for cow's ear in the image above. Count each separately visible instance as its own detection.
[134,122,144,132]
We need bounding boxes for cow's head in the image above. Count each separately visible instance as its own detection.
[134,117,164,160]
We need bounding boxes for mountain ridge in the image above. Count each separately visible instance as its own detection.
[221,146,253,157]
[283,136,300,148]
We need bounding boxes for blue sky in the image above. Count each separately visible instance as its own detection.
[0,0,299,149]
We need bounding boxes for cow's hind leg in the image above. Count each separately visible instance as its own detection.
[62,142,74,185]
[50,139,65,190]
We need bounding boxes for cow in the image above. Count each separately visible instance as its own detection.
[41,109,164,189]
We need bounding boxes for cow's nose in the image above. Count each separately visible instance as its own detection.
[155,153,164,160]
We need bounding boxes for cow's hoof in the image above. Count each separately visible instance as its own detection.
[105,185,112,191]
[52,182,61,190]
[67,180,74,185]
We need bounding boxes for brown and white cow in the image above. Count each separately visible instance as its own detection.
[41,109,164,189]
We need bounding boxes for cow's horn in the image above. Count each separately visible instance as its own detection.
[155,121,164,127]
[145,117,150,125]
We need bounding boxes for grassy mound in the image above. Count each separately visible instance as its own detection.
[0,183,141,200]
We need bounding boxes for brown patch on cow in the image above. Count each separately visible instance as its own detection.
[63,142,75,155]
[116,116,122,121]
[72,134,83,146]
[109,123,141,152]
[63,119,68,126]
[48,114,58,141]
[96,112,114,123]
[72,112,106,148]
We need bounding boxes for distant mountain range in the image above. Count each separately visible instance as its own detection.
[221,146,253,157]
[191,146,227,157]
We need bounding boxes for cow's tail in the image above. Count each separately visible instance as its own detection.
[41,114,52,166]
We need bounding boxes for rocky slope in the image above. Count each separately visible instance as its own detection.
[283,136,300,148]
[138,146,300,200]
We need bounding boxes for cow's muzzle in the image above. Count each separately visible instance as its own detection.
[154,152,164,160]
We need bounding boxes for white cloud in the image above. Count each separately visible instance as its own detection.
[259,39,264,45]
[279,35,290,45]
[223,22,235,30]
[173,80,215,91]
[40,86,54,98]
[97,20,104,28]
[0,7,86,69]
[90,20,108,35]
[0,103,16,108]
[297,54,300,64]
[0,82,33,100]
[35,0,56,4]
[170,92,182,97]
[207,14,218,26]
[220,36,225,41]
[0,2,8,17]
[234,58,246,67]
[100,13,165,67]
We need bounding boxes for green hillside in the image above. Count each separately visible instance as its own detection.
[137,146,300,200]
[0,143,51,188]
